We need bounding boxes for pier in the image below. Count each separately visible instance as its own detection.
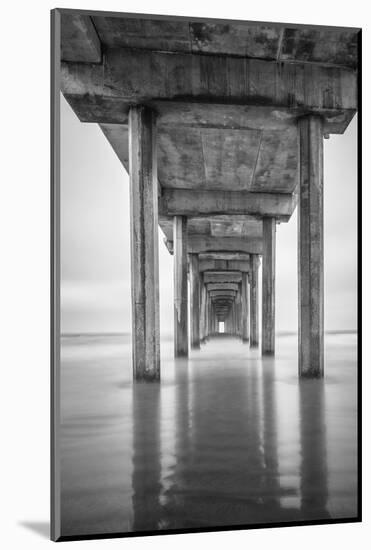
[59,11,358,380]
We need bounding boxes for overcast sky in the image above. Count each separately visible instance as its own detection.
[60,95,357,335]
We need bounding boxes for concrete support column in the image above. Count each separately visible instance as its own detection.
[237,285,243,337]
[205,294,210,339]
[200,278,206,343]
[298,115,324,377]
[242,272,249,342]
[227,310,232,334]
[225,312,229,334]
[231,302,236,335]
[235,288,240,337]
[262,217,276,355]
[189,254,201,349]
[250,254,259,348]
[174,216,188,357]
[129,106,160,381]
[208,299,212,335]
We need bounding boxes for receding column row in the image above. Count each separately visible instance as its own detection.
[129,106,324,380]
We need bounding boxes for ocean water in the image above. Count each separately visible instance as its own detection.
[60,332,358,537]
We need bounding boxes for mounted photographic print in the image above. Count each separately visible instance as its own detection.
[51,8,361,541]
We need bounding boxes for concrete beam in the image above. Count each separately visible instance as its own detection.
[61,14,101,63]
[199,259,227,272]
[199,253,250,261]
[199,259,250,273]
[159,189,295,220]
[186,236,262,254]
[164,237,259,256]
[206,283,239,292]
[155,102,355,135]
[204,271,242,283]
[129,106,160,380]
[227,260,251,273]
[209,290,237,298]
[61,48,356,115]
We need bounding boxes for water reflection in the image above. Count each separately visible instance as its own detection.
[60,333,357,536]
[131,337,333,530]
[132,382,162,532]
[299,380,330,520]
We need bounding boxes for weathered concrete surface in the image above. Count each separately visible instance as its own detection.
[186,236,262,254]
[61,14,101,63]
[207,283,239,292]
[249,254,260,348]
[298,116,324,378]
[159,215,263,239]
[209,290,237,298]
[157,126,298,193]
[199,252,250,261]
[262,218,276,355]
[159,189,295,219]
[98,109,353,179]
[69,99,355,134]
[62,13,359,66]
[129,106,160,380]
[200,259,250,273]
[189,254,201,349]
[204,271,242,283]
[174,216,188,357]
[155,102,355,135]
[62,48,357,114]
[159,215,264,259]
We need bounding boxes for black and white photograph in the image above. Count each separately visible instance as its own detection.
[51,7,360,542]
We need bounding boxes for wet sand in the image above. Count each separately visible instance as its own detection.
[60,332,358,537]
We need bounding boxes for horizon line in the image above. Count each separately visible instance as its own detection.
[61,329,358,337]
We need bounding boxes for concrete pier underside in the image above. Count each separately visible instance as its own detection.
[59,11,358,379]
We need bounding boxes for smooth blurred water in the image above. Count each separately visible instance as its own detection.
[60,332,358,537]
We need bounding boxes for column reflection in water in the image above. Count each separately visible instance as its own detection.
[151,341,286,529]
[259,357,280,513]
[275,351,330,521]
[130,337,343,532]
[61,334,356,535]
[299,379,330,520]
[161,357,193,529]
[131,382,162,532]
